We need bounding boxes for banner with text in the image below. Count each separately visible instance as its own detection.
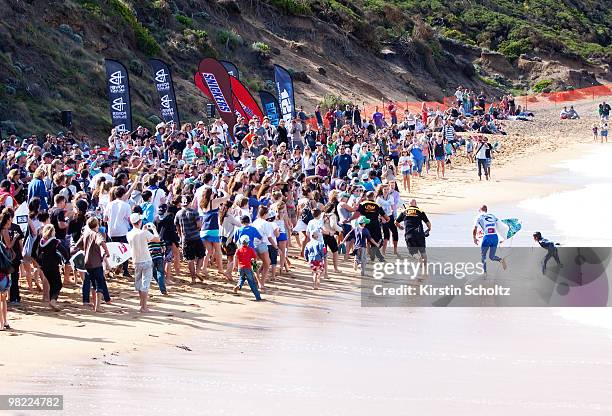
[273,64,296,124]
[259,90,281,126]
[104,59,132,133]
[231,76,264,121]
[195,71,248,120]
[197,58,237,138]
[149,59,181,128]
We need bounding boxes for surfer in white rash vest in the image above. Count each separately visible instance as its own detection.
[473,205,507,274]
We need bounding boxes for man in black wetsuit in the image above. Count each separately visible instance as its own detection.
[533,231,563,274]
[395,199,432,265]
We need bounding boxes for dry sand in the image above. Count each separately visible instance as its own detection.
[2,96,609,385]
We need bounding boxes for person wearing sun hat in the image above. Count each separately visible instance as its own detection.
[127,212,160,313]
[233,234,262,301]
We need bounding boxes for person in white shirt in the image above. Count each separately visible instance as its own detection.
[306,208,324,243]
[89,163,114,190]
[103,186,132,277]
[252,206,277,289]
[127,213,160,313]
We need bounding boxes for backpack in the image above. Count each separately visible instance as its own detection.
[301,206,314,224]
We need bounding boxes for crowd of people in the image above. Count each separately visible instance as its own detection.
[0,84,533,328]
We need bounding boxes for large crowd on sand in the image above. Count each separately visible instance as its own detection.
[0,84,608,329]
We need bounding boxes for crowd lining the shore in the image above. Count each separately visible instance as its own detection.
[0,88,605,329]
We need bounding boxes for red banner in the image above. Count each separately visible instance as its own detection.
[230,76,265,121]
[196,58,237,137]
[194,70,248,120]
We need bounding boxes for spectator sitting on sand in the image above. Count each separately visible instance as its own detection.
[559,106,579,119]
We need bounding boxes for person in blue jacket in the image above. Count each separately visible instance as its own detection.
[27,167,49,210]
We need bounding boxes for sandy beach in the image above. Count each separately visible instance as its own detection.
[3,96,612,414]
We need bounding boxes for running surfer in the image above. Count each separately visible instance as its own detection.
[472,205,507,274]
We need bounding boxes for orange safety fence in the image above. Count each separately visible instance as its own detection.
[304,83,612,131]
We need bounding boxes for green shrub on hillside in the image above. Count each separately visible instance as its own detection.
[533,79,553,93]
[251,42,271,55]
[76,0,102,16]
[110,0,160,56]
[266,0,312,15]
[319,94,351,111]
[498,38,531,61]
[175,14,194,28]
[217,29,242,49]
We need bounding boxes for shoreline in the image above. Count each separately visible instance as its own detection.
[3,96,609,383]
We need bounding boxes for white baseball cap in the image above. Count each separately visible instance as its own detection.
[129,213,143,224]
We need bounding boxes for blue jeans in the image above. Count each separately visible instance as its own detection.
[83,266,110,303]
[481,234,501,272]
[238,268,261,300]
[152,258,167,294]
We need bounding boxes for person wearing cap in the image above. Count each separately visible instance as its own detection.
[340,216,379,275]
[127,212,160,313]
[232,215,264,284]
[233,235,262,301]
[174,194,205,283]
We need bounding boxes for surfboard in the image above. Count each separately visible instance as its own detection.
[501,218,522,240]
[105,242,132,269]
[70,250,86,272]
[476,217,521,242]
[12,202,28,233]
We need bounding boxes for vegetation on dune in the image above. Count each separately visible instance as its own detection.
[308,0,611,63]
[0,0,608,140]
[533,79,554,93]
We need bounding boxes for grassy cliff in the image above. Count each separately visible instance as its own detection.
[0,0,609,140]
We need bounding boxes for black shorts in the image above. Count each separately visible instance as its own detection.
[406,232,426,255]
[323,234,338,253]
[367,224,383,243]
[268,245,278,266]
[183,238,206,260]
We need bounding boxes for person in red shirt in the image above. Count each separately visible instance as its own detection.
[324,109,335,133]
[233,235,262,300]
[387,100,398,125]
